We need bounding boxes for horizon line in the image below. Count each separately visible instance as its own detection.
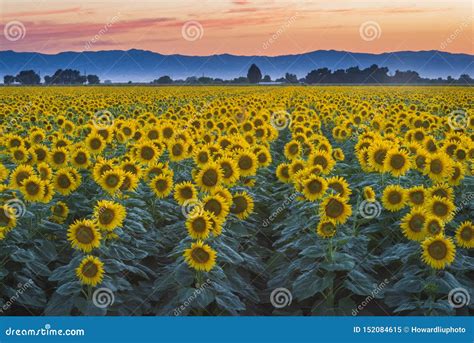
[2,48,473,58]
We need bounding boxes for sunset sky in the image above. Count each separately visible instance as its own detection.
[1,0,472,56]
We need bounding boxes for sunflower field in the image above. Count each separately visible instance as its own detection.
[0,86,473,316]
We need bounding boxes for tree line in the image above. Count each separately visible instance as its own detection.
[3,69,100,85]
[3,64,472,85]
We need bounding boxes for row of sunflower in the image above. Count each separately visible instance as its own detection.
[0,86,472,315]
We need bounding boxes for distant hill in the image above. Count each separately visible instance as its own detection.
[0,49,472,83]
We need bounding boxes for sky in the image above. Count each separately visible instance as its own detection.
[0,0,473,56]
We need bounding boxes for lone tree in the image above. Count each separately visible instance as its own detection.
[15,70,41,85]
[3,75,15,85]
[247,64,262,83]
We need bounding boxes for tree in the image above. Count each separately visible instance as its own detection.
[285,73,298,84]
[153,75,173,84]
[87,74,100,84]
[15,70,41,85]
[247,64,262,83]
[262,75,271,82]
[3,75,15,85]
[45,69,86,84]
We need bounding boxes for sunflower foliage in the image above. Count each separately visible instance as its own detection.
[0,86,473,316]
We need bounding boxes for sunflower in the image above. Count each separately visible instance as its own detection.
[150,173,173,198]
[202,194,230,222]
[71,148,90,169]
[455,221,473,248]
[186,208,212,239]
[76,255,105,286]
[93,200,126,231]
[194,146,211,166]
[448,161,465,186]
[119,172,139,192]
[424,152,453,182]
[216,157,240,185]
[10,165,35,189]
[68,219,102,252]
[255,148,272,167]
[425,196,455,222]
[302,175,328,201]
[235,150,258,177]
[326,176,351,200]
[284,140,301,160]
[276,163,291,183]
[53,168,80,195]
[363,186,376,202]
[0,163,9,183]
[173,181,197,205]
[381,185,407,212]
[384,148,411,177]
[40,182,54,204]
[308,150,335,174]
[184,240,217,272]
[421,235,456,269]
[400,208,427,241]
[424,216,445,237]
[0,204,17,232]
[367,140,391,173]
[230,191,254,219]
[316,219,337,238]
[20,175,45,202]
[429,183,454,201]
[195,162,223,192]
[50,201,69,223]
[85,133,106,154]
[49,147,69,169]
[37,162,53,181]
[319,195,352,224]
[136,140,160,164]
[168,140,188,162]
[98,169,125,195]
[10,146,29,164]
[407,185,426,207]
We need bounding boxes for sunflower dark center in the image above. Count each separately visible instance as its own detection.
[204,199,222,216]
[460,227,472,241]
[192,217,207,233]
[409,191,424,205]
[433,201,448,217]
[409,214,425,232]
[231,196,247,214]
[374,149,387,165]
[90,138,102,150]
[308,179,323,194]
[202,169,218,187]
[325,199,344,218]
[388,191,402,204]
[57,174,72,188]
[191,247,210,263]
[430,159,443,174]
[154,178,168,192]
[82,261,99,278]
[141,146,155,160]
[25,181,41,195]
[428,241,447,260]
[99,208,115,225]
[238,156,253,170]
[76,225,94,244]
[390,154,405,170]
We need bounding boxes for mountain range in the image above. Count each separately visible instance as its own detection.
[1,49,473,83]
